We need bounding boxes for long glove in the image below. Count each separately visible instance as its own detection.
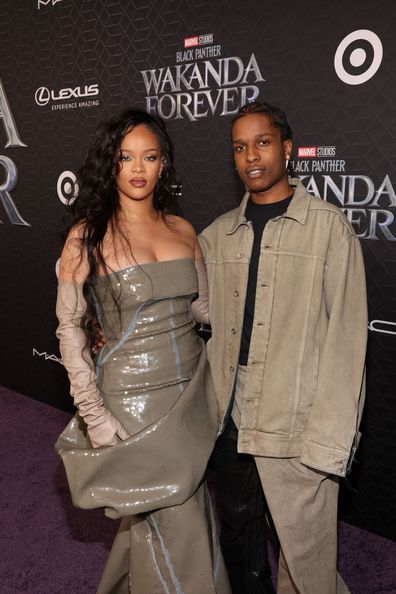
[56,281,130,448]
[191,258,210,324]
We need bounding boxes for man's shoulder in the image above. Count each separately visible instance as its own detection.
[306,192,340,213]
[303,190,355,235]
[200,206,240,236]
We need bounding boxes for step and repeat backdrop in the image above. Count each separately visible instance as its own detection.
[0,0,395,539]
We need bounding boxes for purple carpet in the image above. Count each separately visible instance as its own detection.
[1,386,395,594]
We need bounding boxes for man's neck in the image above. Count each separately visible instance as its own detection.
[249,178,293,205]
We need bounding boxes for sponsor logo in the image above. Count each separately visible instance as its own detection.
[334,30,383,85]
[0,78,29,226]
[35,84,99,110]
[184,36,199,48]
[317,146,336,157]
[33,348,63,365]
[57,170,78,205]
[368,320,396,336]
[298,147,316,158]
[35,87,50,106]
[38,0,64,9]
[297,146,336,159]
[184,33,214,48]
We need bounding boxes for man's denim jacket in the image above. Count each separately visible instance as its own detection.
[199,178,367,477]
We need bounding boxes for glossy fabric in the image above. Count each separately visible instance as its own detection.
[97,482,230,594]
[56,259,218,518]
[55,281,130,448]
[95,258,203,437]
[211,417,276,594]
[56,259,230,593]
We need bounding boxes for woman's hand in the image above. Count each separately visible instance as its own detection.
[88,412,130,448]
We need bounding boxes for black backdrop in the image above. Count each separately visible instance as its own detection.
[0,0,395,540]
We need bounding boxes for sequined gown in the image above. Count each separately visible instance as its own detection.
[56,258,230,594]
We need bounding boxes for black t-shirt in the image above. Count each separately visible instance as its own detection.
[239,195,293,365]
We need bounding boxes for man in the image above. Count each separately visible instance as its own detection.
[200,101,367,594]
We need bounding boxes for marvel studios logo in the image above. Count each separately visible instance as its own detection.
[184,33,214,48]
[298,146,336,158]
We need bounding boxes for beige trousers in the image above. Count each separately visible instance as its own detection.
[234,366,350,594]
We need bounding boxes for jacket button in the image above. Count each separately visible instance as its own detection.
[231,328,236,334]
[234,290,239,297]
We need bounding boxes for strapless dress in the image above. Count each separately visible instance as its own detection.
[56,259,230,594]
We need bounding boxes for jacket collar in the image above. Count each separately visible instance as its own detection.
[227,178,310,235]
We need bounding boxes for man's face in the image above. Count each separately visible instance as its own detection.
[232,113,292,199]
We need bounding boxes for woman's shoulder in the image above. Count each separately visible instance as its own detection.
[60,221,88,282]
[65,220,86,241]
[166,214,197,238]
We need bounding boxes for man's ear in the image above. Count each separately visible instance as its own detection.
[283,139,292,160]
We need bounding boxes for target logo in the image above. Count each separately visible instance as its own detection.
[334,30,383,85]
[57,170,78,205]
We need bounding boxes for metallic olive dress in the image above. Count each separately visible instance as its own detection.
[56,258,230,594]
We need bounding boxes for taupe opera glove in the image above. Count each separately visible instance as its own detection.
[56,281,130,448]
[191,258,210,324]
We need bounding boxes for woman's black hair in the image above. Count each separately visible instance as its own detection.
[232,100,295,176]
[62,108,180,348]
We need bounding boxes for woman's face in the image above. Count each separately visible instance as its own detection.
[116,124,163,207]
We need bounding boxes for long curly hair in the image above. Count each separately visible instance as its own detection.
[61,109,180,348]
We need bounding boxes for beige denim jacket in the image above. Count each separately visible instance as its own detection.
[199,178,367,476]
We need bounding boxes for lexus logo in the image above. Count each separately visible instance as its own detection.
[35,87,51,106]
[34,84,99,107]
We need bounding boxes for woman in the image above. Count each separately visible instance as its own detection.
[55,109,230,594]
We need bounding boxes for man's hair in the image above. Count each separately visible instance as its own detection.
[232,101,293,142]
